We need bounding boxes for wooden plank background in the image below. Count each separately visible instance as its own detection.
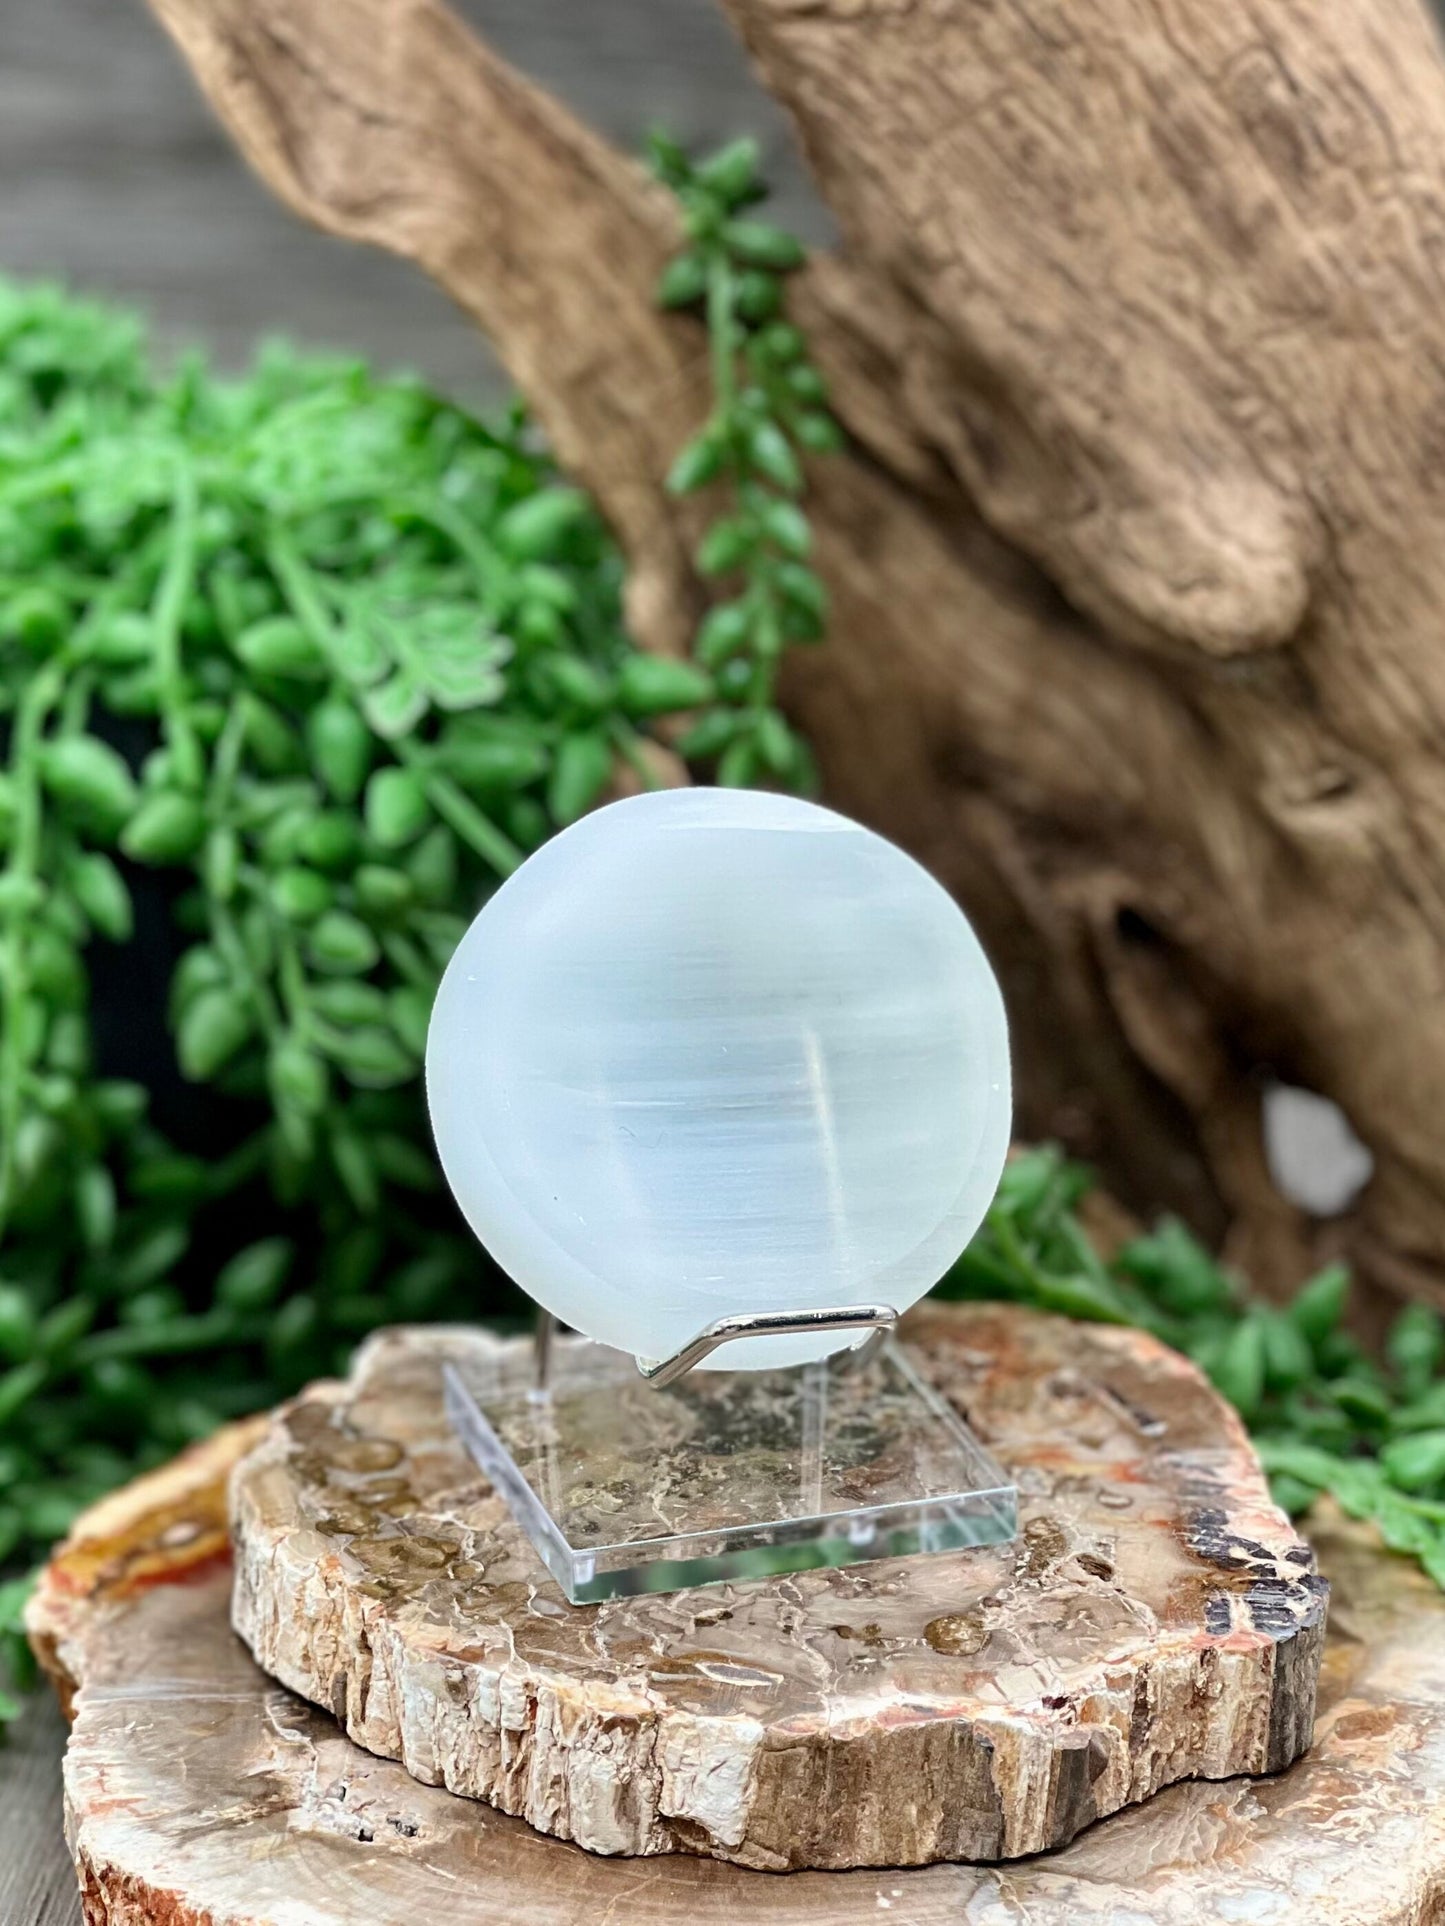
[0,1,813,1916]
[0,0,821,393]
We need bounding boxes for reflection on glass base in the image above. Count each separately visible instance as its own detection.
[443,1334,1018,1603]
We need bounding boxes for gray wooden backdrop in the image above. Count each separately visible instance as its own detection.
[1,0,823,395]
[0,2,812,1916]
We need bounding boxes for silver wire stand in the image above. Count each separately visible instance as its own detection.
[529,1301,897,1396]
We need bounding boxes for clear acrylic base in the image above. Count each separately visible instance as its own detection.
[443,1334,1017,1603]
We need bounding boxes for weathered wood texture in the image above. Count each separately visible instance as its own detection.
[222,1307,1323,1870]
[0,1688,69,1920]
[24,1338,1445,1922]
[140,0,1445,1312]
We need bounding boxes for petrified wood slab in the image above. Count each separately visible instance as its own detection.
[32,1373,1445,1926]
[223,1305,1325,1869]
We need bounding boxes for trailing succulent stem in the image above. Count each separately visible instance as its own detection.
[648,133,842,793]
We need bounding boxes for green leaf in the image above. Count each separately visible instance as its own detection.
[1382,1430,1445,1493]
[643,127,692,187]
[435,731,549,793]
[657,253,710,309]
[794,410,846,454]
[1261,1312,1314,1393]
[34,1296,92,1361]
[202,825,240,902]
[297,812,361,873]
[1389,1303,1445,1398]
[364,767,431,849]
[307,699,374,805]
[216,1238,294,1312]
[695,601,752,668]
[120,792,206,865]
[786,365,830,406]
[1117,1217,1233,1314]
[776,561,828,631]
[240,694,303,775]
[759,499,812,558]
[696,518,754,576]
[1269,1472,1321,1518]
[370,1133,440,1191]
[406,825,458,906]
[696,136,761,207]
[87,610,155,666]
[717,736,759,788]
[169,944,226,1020]
[617,654,715,717]
[1290,1263,1350,1349]
[754,708,798,777]
[735,271,781,322]
[309,980,389,1027]
[92,1079,147,1131]
[402,608,508,713]
[37,736,137,829]
[666,433,726,496]
[746,421,801,492]
[0,1286,37,1363]
[234,615,327,680]
[674,708,741,761]
[324,1025,415,1089]
[544,654,613,714]
[722,218,805,270]
[0,873,44,917]
[496,488,591,561]
[1390,1383,1445,1435]
[307,910,381,976]
[759,322,805,364]
[112,1222,190,1293]
[389,985,434,1058]
[353,864,414,918]
[0,1360,46,1429]
[330,1128,380,1214]
[67,851,133,941]
[1209,1315,1267,1421]
[361,672,427,742]
[270,865,333,924]
[327,617,391,689]
[177,986,253,1080]
[75,1164,117,1253]
[1333,1375,1393,1427]
[268,1293,319,1360]
[3,585,68,653]
[268,1033,329,1116]
[547,731,613,826]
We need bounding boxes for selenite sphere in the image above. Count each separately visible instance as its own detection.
[426,788,1011,1369]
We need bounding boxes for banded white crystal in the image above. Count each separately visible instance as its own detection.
[426,787,1011,1368]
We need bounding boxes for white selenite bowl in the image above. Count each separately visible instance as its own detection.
[426,787,1011,1369]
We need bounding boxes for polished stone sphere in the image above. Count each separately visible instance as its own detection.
[427,787,1011,1368]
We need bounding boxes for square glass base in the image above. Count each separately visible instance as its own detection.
[443,1334,1017,1603]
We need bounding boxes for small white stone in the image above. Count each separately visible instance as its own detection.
[426,788,1011,1368]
